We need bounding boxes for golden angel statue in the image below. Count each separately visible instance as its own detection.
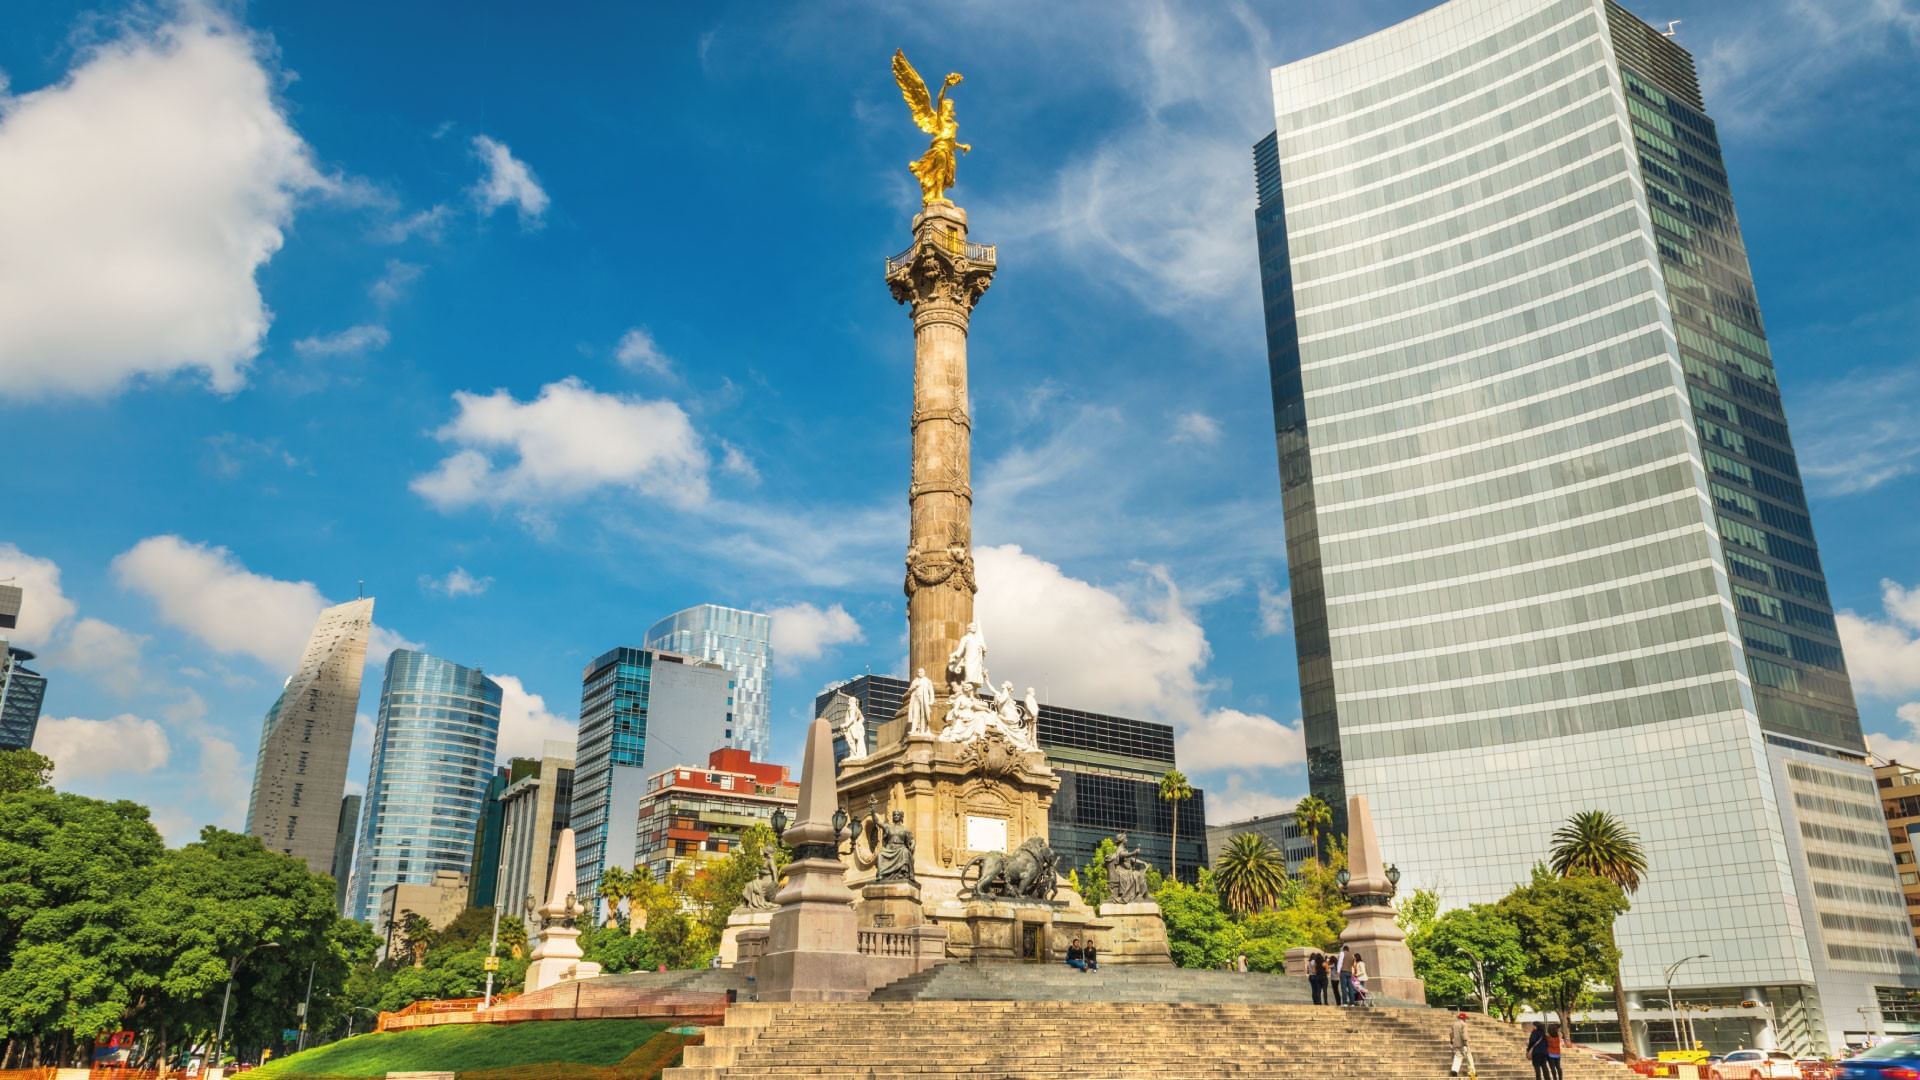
[893,49,969,205]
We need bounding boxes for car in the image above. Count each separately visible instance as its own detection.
[1797,1060,1833,1080]
[1836,1035,1920,1079]
[1709,1049,1802,1079]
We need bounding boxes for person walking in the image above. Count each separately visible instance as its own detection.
[1309,952,1329,1006]
[1525,1022,1550,1080]
[1449,1012,1476,1078]
[1333,945,1350,1006]
[1066,939,1085,971]
[1544,1024,1564,1080]
[1083,940,1099,972]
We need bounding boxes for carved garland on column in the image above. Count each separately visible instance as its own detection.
[904,533,978,599]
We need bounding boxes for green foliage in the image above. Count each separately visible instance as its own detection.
[251,1017,671,1078]
[1214,833,1288,914]
[1158,770,1194,880]
[684,823,786,947]
[1153,873,1241,971]
[1293,794,1333,863]
[1497,870,1630,1030]
[1077,838,1114,909]
[1549,811,1647,893]
[1410,903,1526,1017]
[1395,887,1439,936]
[0,748,53,795]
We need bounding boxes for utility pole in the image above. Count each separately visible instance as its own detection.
[296,960,316,1052]
[213,941,279,1070]
[483,815,515,1009]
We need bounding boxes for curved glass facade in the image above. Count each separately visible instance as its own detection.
[644,604,770,761]
[347,650,501,924]
[1258,0,1915,1054]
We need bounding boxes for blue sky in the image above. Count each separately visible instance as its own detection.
[1,0,1916,842]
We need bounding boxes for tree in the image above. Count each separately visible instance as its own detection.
[1549,811,1647,1058]
[1214,833,1287,914]
[1076,838,1114,909]
[0,749,53,796]
[1158,770,1193,882]
[686,823,785,946]
[1498,867,1630,1035]
[597,866,631,930]
[1395,887,1439,937]
[1412,904,1525,1017]
[1293,794,1333,865]
[398,911,433,968]
[1154,870,1241,970]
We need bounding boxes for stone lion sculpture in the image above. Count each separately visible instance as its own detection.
[960,836,1060,901]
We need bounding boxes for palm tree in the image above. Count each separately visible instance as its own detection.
[1159,769,1194,882]
[1215,833,1288,914]
[1550,810,1648,1061]
[1294,794,1333,865]
[598,865,631,931]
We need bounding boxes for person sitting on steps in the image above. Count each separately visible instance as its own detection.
[1065,938,1085,971]
[1083,940,1098,972]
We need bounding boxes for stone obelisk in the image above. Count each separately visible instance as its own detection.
[886,203,996,736]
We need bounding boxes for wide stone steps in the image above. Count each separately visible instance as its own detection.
[869,963,1325,1004]
[664,1001,1636,1080]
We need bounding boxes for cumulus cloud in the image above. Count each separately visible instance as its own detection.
[37,714,171,782]
[470,134,549,225]
[1257,580,1292,638]
[492,674,576,763]
[0,543,77,646]
[370,259,423,307]
[112,535,413,673]
[411,377,711,511]
[420,567,493,598]
[615,327,673,376]
[53,618,148,695]
[292,324,389,358]
[768,603,865,673]
[1169,411,1222,445]
[0,9,322,397]
[1204,774,1303,825]
[1838,579,1920,698]
[1176,708,1306,772]
[195,732,247,827]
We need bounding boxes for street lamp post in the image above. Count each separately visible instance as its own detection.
[344,1006,379,1039]
[213,940,280,1070]
[483,815,517,1010]
[1663,954,1709,1051]
[296,960,316,1052]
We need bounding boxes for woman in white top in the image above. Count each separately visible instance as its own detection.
[1351,954,1370,1005]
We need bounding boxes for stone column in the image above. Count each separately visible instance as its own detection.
[1337,794,1425,1004]
[756,713,868,1001]
[886,204,995,734]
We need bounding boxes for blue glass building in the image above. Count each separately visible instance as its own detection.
[346,650,502,924]
[644,604,773,762]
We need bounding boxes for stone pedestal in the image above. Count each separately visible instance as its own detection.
[1096,901,1172,965]
[935,898,1098,964]
[717,909,773,968]
[757,715,868,1003]
[858,880,925,929]
[523,826,602,994]
[1338,794,1426,1004]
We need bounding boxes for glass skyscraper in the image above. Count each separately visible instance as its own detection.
[0,646,46,752]
[644,604,772,762]
[571,647,731,913]
[346,650,501,924]
[1256,0,1915,1054]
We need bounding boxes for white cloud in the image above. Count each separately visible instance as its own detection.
[1204,774,1303,826]
[719,441,760,484]
[420,566,493,598]
[112,534,414,674]
[768,603,865,673]
[492,674,576,763]
[1797,364,1920,495]
[0,543,77,646]
[1257,580,1291,638]
[1176,708,1305,772]
[615,327,673,375]
[369,259,424,307]
[1694,0,1920,137]
[292,324,389,358]
[1169,411,1222,445]
[375,206,448,245]
[195,732,247,828]
[37,714,171,782]
[0,9,322,397]
[411,377,711,511]
[470,134,549,225]
[1838,579,1920,698]
[53,617,148,695]
[972,544,1207,720]
[1868,702,1920,765]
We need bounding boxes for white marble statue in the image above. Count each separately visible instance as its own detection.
[939,682,992,742]
[1023,686,1040,746]
[996,680,1028,747]
[947,622,988,689]
[839,693,868,762]
[906,668,936,737]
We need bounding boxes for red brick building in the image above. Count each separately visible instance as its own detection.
[633,747,797,880]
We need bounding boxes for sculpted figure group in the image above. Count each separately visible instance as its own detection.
[932,622,1039,751]
[1105,831,1153,905]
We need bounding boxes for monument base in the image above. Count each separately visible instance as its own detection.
[717,909,773,968]
[933,898,1099,963]
[857,880,925,929]
[523,950,602,994]
[1096,901,1172,965]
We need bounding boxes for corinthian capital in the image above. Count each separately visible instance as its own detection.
[885,227,996,312]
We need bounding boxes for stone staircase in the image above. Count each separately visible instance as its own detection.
[869,962,1330,1004]
[495,966,748,1017]
[666,1000,1636,1079]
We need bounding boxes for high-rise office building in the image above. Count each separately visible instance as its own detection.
[572,647,731,912]
[644,604,773,762]
[465,766,512,912]
[1206,811,1318,876]
[816,675,1208,880]
[0,647,46,752]
[346,650,502,924]
[247,598,373,875]
[634,746,796,881]
[1255,0,1915,1053]
[495,744,575,916]
[330,794,361,915]
[0,584,21,632]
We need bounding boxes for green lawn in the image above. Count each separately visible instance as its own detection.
[252,1018,671,1078]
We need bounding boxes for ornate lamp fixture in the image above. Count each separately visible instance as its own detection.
[771,807,789,837]
[1336,868,1351,891]
[1386,864,1401,894]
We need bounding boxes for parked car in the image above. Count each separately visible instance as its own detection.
[1796,1059,1834,1080]
[1708,1049,1802,1079]
[1836,1035,1920,1079]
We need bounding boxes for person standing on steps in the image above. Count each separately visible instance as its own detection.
[1309,952,1329,1005]
[1544,1024,1564,1080]
[1333,945,1350,1005]
[1449,1012,1476,1078]
[1525,1021,1550,1080]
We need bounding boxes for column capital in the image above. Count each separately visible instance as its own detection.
[885,225,996,313]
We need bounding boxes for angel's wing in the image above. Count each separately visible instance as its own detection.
[893,49,938,135]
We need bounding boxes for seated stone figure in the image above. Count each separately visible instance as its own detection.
[1106,831,1152,905]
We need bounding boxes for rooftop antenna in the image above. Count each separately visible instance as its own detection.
[357,579,365,599]
[1662,19,1681,36]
